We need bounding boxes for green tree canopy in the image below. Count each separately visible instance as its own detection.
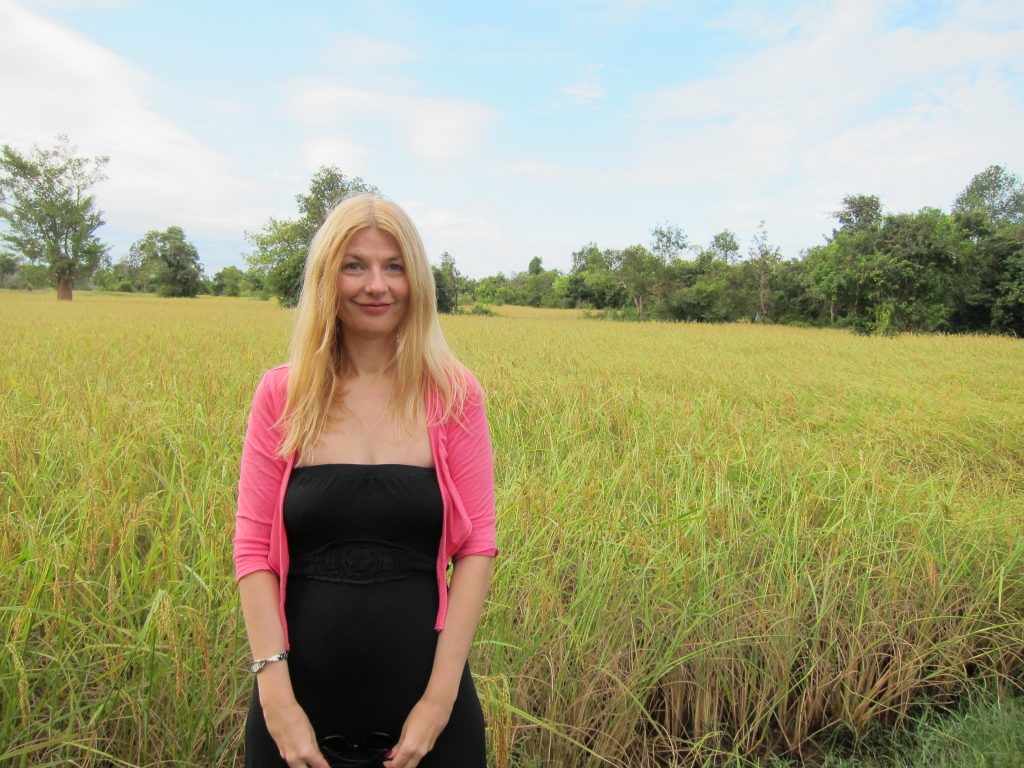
[0,252,19,287]
[570,242,612,274]
[745,221,782,321]
[432,251,460,313]
[709,229,740,264]
[986,225,1024,335]
[953,165,1024,225]
[130,226,203,298]
[213,265,246,296]
[246,166,379,307]
[649,222,689,260]
[613,244,664,316]
[0,134,109,300]
[833,194,883,234]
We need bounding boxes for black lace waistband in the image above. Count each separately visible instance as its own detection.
[289,540,436,584]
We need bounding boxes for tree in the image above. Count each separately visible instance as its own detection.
[0,252,19,287]
[570,242,612,274]
[802,244,843,324]
[0,135,109,300]
[130,226,203,297]
[833,194,883,234]
[987,225,1024,335]
[953,165,1024,225]
[247,166,379,307]
[709,229,740,264]
[527,256,543,275]
[649,222,688,261]
[432,251,460,313]
[473,273,512,305]
[872,208,961,333]
[95,244,161,292]
[213,265,245,296]
[523,266,559,307]
[613,244,664,316]
[564,268,623,308]
[745,221,782,321]
[663,258,724,322]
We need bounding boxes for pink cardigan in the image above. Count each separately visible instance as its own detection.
[233,364,499,648]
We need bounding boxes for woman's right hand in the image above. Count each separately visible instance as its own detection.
[262,698,331,768]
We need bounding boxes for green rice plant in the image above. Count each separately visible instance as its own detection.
[1,292,1021,767]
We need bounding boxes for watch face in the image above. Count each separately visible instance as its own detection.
[249,661,263,674]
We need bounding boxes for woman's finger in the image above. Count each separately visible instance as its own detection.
[384,742,430,768]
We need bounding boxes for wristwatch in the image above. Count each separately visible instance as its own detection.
[249,651,289,674]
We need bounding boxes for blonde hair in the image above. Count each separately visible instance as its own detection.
[276,193,469,460]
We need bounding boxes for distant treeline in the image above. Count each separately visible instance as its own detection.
[442,166,1024,336]
[3,135,1021,336]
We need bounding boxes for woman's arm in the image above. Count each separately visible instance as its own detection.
[384,375,499,768]
[425,555,494,705]
[238,571,293,705]
[234,370,329,768]
[383,555,494,768]
[238,572,330,768]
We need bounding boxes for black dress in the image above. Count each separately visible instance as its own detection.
[244,463,487,767]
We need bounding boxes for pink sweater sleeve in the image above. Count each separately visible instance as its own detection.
[233,369,287,581]
[448,375,499,560]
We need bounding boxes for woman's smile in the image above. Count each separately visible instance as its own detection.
[356,302,393,314]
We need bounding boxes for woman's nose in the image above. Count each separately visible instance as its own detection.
[366,266,386,294]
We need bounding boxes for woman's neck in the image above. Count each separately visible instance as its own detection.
[340,333,397,379]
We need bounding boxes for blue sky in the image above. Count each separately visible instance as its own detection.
[2,0,1022,277]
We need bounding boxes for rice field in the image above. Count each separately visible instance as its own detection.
[1,290,1022,767]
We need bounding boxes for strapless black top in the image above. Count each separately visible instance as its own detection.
[284,463,443,582]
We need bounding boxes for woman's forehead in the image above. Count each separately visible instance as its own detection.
[345,227,401,257]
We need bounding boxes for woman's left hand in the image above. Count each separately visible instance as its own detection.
[382,696,452,768]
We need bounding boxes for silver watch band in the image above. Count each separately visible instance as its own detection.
[249,651,289,674]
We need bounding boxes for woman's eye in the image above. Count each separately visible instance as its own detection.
[387,263,404,273]
[342,262,362,271]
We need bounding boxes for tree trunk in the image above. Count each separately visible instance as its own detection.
[56,271,73,301]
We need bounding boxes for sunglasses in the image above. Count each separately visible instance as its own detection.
[319,731,394,768]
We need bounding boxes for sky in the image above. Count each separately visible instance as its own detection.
[2,0,1023,278]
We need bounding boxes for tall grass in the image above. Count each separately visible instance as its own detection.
[1,291,1021,766]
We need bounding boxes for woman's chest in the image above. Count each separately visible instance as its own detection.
[301,398,434,468]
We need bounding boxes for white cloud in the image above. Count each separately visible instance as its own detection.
[287,83,498,166]
[393,197,529,277]
[0,1,268,240]
[560,81,606,104]
[299,135,372,175]
[320,35,416,70]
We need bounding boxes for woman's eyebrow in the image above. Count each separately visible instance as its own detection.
[342,251,403,260]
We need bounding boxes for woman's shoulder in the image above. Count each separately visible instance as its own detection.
[459,366,484,398]
[426,364,484,425]
[253,363,290,407]
[264,363,290,386]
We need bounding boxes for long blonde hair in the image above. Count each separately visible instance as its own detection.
[276,193,469,460]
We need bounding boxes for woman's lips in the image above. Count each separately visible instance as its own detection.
[357,302,391,314]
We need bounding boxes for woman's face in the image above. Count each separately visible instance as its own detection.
[335,227,410,341]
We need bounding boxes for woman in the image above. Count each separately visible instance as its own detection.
[233,194,498,768]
